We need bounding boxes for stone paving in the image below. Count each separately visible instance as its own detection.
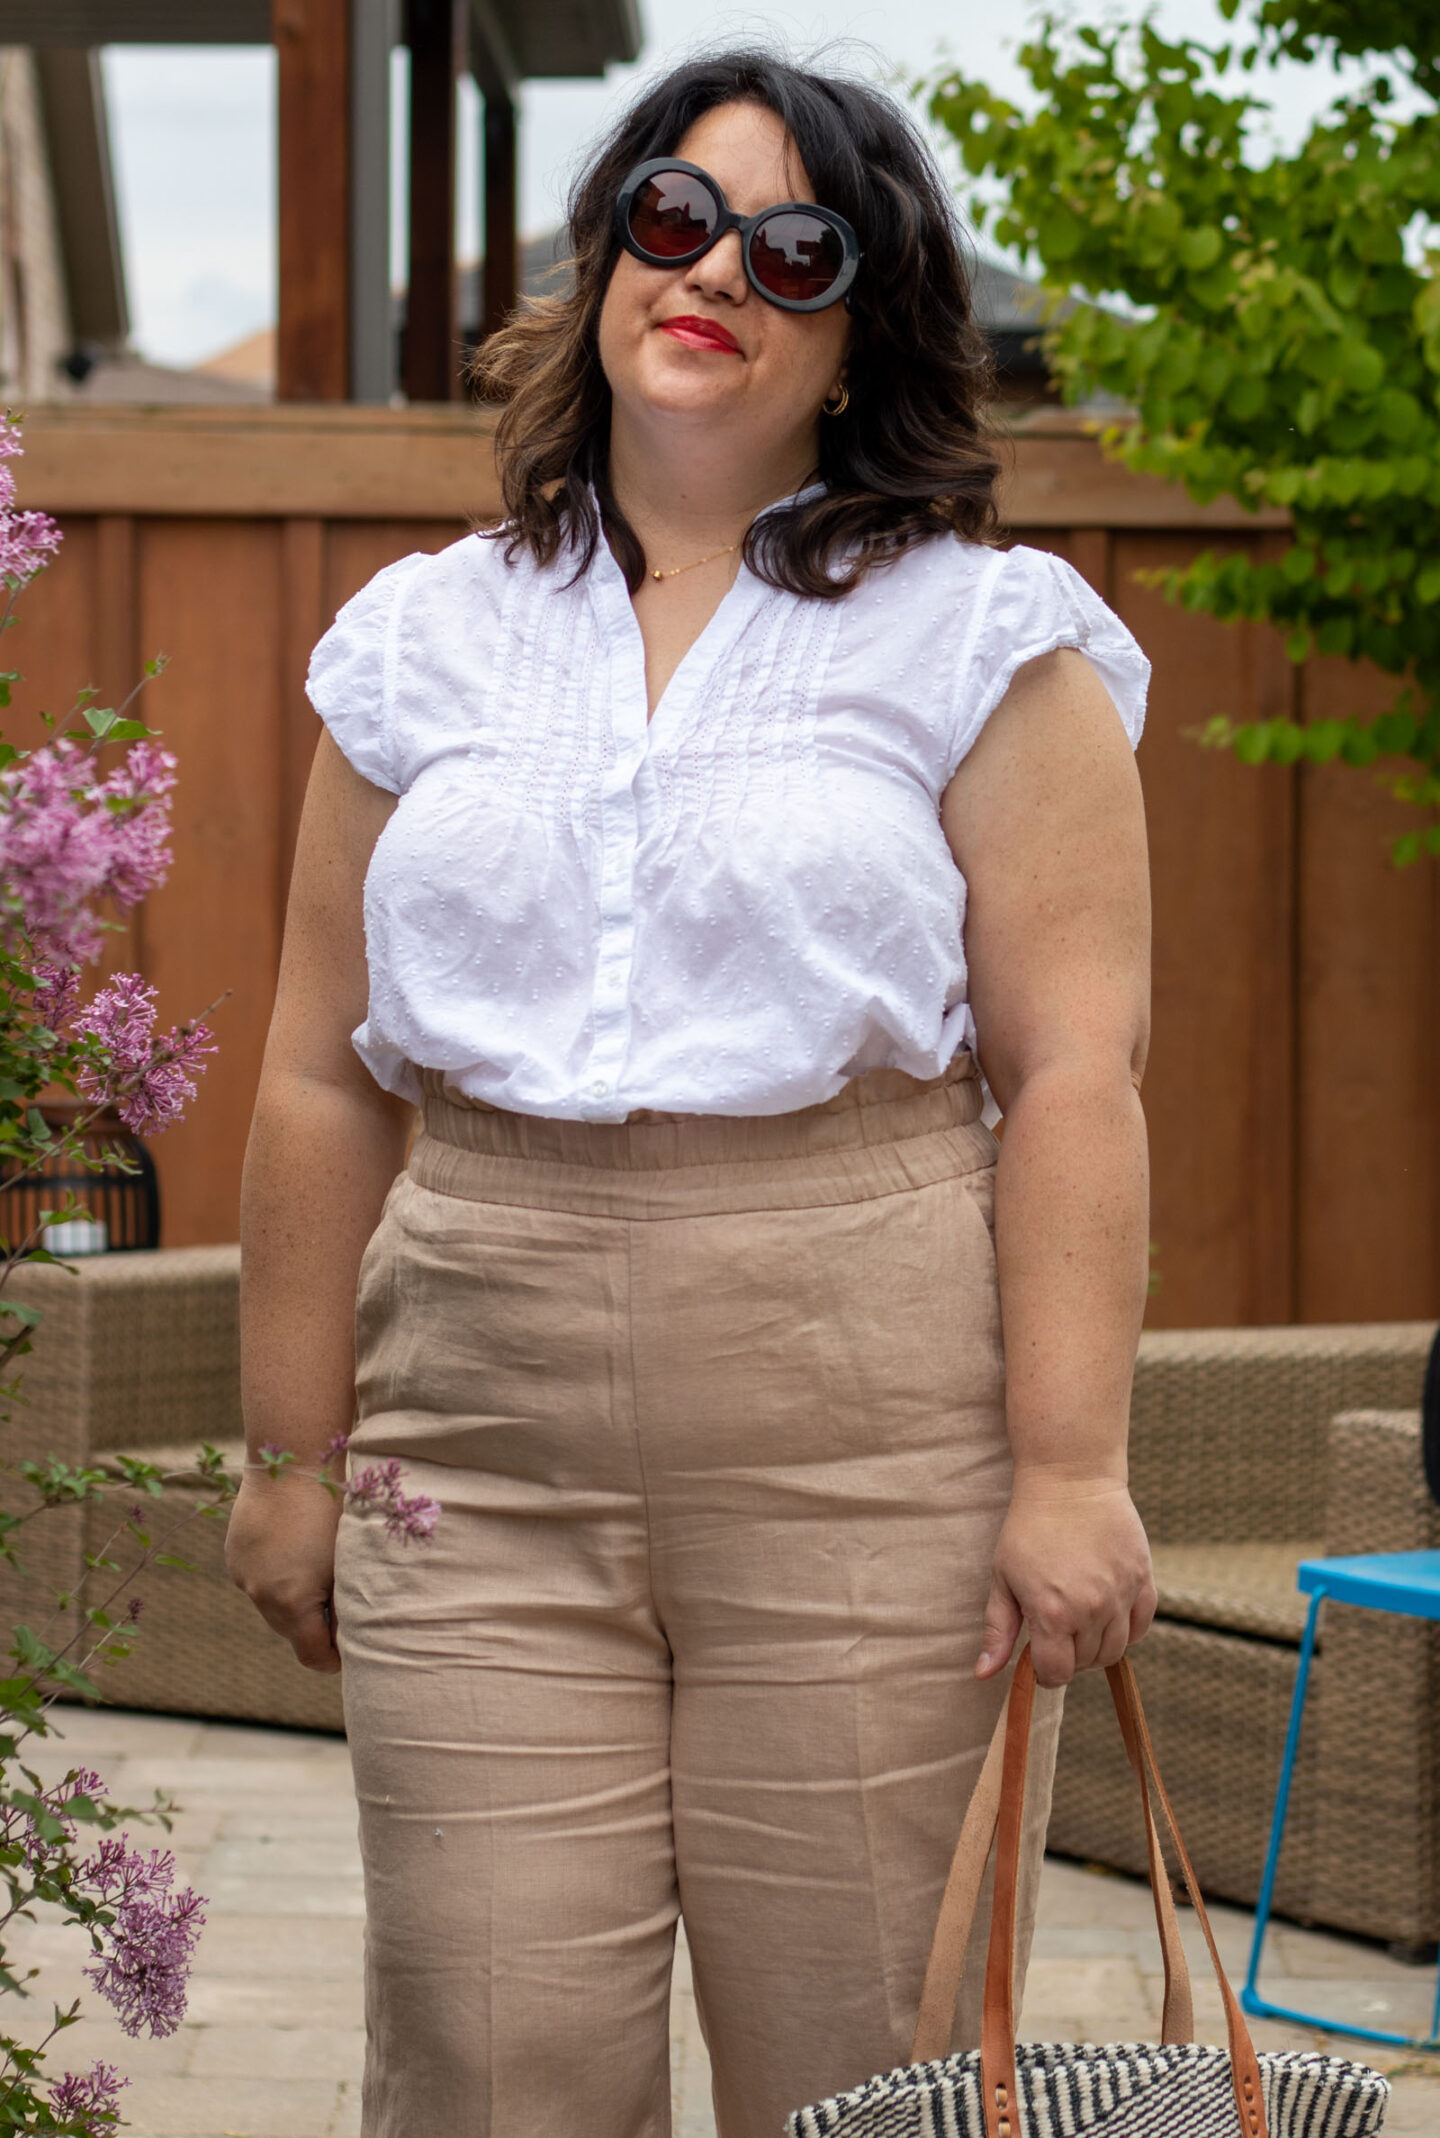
[8,1706,1439,2136]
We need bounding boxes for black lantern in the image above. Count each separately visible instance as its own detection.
[0,1101,160,1257]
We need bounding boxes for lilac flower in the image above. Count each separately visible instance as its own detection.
[31,955,82,1030]
[80,1839,206,2038]
[0,415,61,585]
[0,506,63,587]
[72,974,216,1134]
[322,1430,352,1463]
[4,1765,108,1869]
[0,734,177,980]
[0,740,115,961]
[47,2060,129,2136]
[92,742,176,908]
[346,1458,440,1544]
[48,1766,107,1830]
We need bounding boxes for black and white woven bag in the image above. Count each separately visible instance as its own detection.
[787,1651,1389,2138]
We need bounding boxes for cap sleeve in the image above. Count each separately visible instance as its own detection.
[949,544,1151,774]
[305,554,424,795]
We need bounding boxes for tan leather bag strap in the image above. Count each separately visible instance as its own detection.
[909,1695,1010,2062]
[1113,1659,1266,2138]
[974,1651,1268,2138]
[909,1650,1190,2066]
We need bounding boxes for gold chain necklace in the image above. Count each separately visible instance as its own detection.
[649,541,739,583]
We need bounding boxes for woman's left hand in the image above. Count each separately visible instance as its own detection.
[976,1468,1157,1690]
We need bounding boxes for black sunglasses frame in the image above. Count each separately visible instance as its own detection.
[615,157,863,314]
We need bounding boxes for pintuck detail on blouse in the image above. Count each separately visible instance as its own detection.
[306,526,1150,1123]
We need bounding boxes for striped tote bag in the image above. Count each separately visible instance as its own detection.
[786,1651,1389,2138]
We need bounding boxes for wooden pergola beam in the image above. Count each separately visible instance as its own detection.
[469,0,518,344]
[402,0,463,403]
[273,0,352,401]
[481,92,517,343]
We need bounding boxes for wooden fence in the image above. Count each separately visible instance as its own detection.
[11,403,1439,1329]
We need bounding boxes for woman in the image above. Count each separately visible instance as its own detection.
[229,49,1157,2138]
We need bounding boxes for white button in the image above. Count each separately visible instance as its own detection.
[591,1079,609,1098]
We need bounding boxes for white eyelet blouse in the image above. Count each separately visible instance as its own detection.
[306,514,1148,1123]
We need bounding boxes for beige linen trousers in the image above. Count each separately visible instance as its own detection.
[334,1053,1061,2138]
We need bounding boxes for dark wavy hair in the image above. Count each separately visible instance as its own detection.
[471,50,1001,599]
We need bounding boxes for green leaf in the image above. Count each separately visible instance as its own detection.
[1375,388,1423,443]
[1302,721,1347,763]
[1333,340,1385,395]
[1227,375,1266,421]
[1188,263,1237,311]
[1177,225,1222,272]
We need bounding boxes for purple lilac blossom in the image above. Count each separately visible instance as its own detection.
[72,975,216,1134]
[346,1458,440,1543]
[0,508,63,587]
[81,1840,206,2038]
[0,737,176,971]
[0,418,62,585]
[47,2060,129,2135]
[31,955,82,1030]
[3,1766,108,1869]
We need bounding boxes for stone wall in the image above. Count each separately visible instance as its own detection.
[0,47,74,402]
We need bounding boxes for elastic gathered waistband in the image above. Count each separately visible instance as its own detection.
[408,1056,996,1220]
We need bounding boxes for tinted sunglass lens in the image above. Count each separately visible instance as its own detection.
[750,212,844,303]
[628,171,717,259]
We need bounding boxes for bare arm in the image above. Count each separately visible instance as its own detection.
[227,731,413,1671]
[941,647,1157,1689]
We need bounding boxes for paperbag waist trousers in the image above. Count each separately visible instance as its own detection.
[334,1054,1061,2138]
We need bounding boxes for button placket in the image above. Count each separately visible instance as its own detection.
[577,573,649,1119]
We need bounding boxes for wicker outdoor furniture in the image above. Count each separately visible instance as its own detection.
[1048,1324,1440,1950]
[0,1245,342,1733]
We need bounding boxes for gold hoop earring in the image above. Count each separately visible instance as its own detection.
[823,382,850,416]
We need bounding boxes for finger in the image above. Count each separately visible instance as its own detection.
[975,1578,1023,1679]
[1070,1615,1107,1676]
[288,1599,343,1675]
[250,1589,342,1675]
[1129,1580,1158,1646]
[1028,1626,1078,1690]
[1095,1610,1131,1672]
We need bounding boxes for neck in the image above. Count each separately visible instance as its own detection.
[606,407,819,564]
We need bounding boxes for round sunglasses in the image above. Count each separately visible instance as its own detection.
[615,157,862,314]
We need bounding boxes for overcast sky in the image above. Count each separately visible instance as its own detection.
[100,1,1367,369]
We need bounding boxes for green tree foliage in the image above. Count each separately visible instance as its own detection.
[1252,1,1440,96]
[926,3,1440,860]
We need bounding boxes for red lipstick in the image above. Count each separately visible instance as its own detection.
[659,315,742,354]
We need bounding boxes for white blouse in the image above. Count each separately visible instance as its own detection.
[306,516,1148,1123]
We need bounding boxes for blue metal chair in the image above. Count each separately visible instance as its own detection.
[1242,1326,1440,2049]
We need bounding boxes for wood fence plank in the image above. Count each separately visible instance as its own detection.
[279,520,326,905]
[1106,534,1299,1329]
[321,518,468,624]
[1297,659,1440,1321]
[134,521,285,1248]
[1243,544,1301,1326]
[94,515,145,982]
